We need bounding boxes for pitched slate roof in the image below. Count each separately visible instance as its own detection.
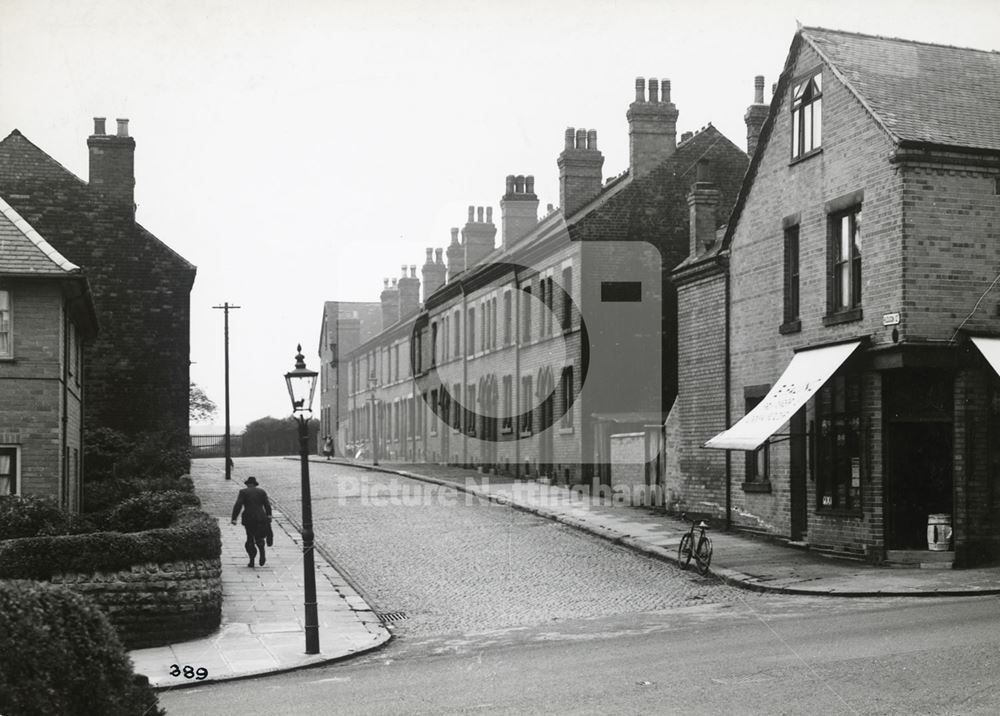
[0,193,79,275]
[722,27,1000,252]
[802,27,1000,152]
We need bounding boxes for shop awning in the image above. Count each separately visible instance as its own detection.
[971,337,1000,377]
[704,340,862,451]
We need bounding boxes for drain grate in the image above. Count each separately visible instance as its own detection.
[376,611,408,624]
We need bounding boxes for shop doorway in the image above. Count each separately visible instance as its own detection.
[886,423,953,550]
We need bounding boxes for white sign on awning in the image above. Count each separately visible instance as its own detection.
[972,337,1000,379]
[704,341,862,451]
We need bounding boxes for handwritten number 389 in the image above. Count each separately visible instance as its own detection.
[169,664,208,680]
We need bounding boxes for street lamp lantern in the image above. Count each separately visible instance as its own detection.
[285,344,320,655]
[284,344,318,415]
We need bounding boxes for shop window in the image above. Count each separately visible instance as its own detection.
[743,389,771,491]
[816,373,863,512]
[791,70,822,159]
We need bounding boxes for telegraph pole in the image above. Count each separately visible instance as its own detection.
[213,302,241,480]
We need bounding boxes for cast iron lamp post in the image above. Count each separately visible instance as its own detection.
[284,344,320,654]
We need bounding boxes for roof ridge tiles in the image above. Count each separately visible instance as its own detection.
[802,25,1000,57]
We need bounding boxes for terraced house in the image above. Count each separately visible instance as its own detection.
[329,78,748,487]
[675,27,1000,566]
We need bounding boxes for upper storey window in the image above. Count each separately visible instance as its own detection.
[0,290,10,357]
[791,71,822,159]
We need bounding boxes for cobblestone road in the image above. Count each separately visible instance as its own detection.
[228,458,775,639]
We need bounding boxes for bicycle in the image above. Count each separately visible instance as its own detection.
[677,513,713,575]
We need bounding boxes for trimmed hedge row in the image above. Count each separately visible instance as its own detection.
[0,579,164,716]
[0,507,220,580]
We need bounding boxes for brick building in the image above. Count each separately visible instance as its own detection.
[676,27,1000,566]
[331,79,747,485]
[0,194,98,510]
[0,120,196,452]
[317,299,382,455]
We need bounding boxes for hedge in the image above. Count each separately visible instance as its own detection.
[0,507,221,580]
[0,580,164,716]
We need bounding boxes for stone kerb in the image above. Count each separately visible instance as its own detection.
[48,556,223,649]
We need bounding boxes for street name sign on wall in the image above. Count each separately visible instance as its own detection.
[704,341,862,451]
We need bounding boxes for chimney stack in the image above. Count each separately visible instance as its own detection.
[422,247,447,301]
[627,77,679,177]
[745,75,768,158]
[88,116,136,213]
[463,205,497,269]
[446,227,465,281]
[557,126,604,217]
[380,277,400,330]
[398,264,421,318]
[500,173,539,248]
[687,159,721,257]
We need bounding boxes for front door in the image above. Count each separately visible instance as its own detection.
[789,408,807,541]
[887,422,953,550]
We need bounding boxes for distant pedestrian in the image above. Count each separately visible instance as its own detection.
[230,476,273,568]
[323,435,334,460]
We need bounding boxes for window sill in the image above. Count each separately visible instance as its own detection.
[779,320,801,335]
[558,426,574,435]
[822,308,862,327]
[519,430,533,438]
[741,481,772,494]
[789,147,822,166]
[501,426,513,435]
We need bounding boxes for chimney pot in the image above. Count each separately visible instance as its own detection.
[450,227,460,243]
[116,118,129,137]
[648,78,660,104]
[467,206,475,222]
[515,175,525,193]
[391,278,398,288]
[435,247,444,263]
[401,265,407,277]
[410,265,417,278]
[525,176,535,194]
[754,75,765,104]
[486,206,493,224]
[586,129,597,150]
[634,77,645,102]
[93,117,106,135]
[426,248,433,262]
[384,278,390,288]
[477,206,484,223]
[661,79,671,103]
[565,127,575,150]
[575,128,587,149]
[506,174,515,194]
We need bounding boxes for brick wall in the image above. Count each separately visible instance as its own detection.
[49,557,222,649]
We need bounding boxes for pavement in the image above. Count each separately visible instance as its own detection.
[331,458,1000,598]
[129,460,390,691]
[131,455,1000,691]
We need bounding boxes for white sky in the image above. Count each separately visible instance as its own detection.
[1,0,997,428]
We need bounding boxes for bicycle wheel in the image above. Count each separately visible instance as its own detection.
[678,533,693,569]
[694,535,713,575]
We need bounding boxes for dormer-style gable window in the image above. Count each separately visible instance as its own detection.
[791,71,822,159]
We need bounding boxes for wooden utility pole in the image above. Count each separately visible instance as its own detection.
[213,302,241,480]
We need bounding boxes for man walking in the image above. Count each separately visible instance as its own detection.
[231,475,273,568]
